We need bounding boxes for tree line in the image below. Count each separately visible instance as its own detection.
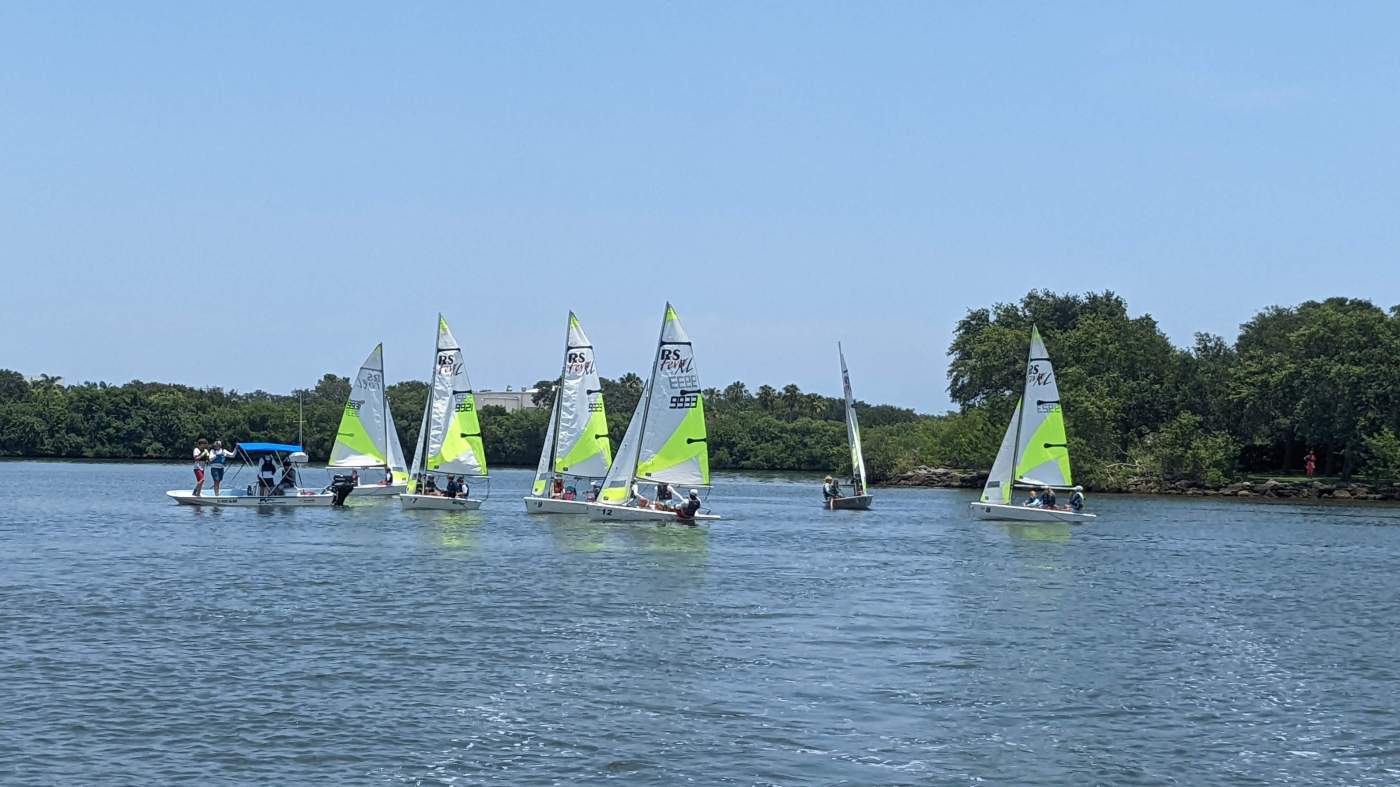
[2,290,1398,486]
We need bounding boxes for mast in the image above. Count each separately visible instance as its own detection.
[381,343,391,474]
[1009,326,1033,488]
[629,303,670,489]
[418,316,441,482]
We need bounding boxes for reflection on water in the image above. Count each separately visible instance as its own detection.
[4,463,1400,786]
[1000,521,1073,544]
[421,511,482,552]
[540,516,611,553]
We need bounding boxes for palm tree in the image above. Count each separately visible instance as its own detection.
[756,385,777,412]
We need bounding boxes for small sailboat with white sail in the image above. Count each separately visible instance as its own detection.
[523,313,613,514]
[587,303,719,523]
[327,344,409,496]
[970,326,1096,523]
[826,342,873,510]
[400,315,489,511]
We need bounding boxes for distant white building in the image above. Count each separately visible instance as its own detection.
[476,386,541,413]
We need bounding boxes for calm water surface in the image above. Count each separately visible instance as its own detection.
[2,461,1399,785]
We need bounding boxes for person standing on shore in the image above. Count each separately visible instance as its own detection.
[209,440,237,496]
[191,438,211,496]
[1305,449,1317,477]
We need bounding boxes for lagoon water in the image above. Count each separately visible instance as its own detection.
[1,461,1399,785]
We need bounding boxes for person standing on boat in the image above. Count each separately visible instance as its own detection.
[191,438,212,497]
[678,489,702,521]
[257,455,277,495]
[1069,486,1086,513]
[208,440,236,497]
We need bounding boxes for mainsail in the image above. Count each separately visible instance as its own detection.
[531,313,612,496]
[329,343,407,479]
[839,343,868,492]
[635,303,709,487]
[408,315,487,491]
[978,325,1073,503]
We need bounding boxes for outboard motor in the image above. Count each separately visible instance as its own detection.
[329,474,356,506]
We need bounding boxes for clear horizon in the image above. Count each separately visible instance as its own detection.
[3,3,1397,412]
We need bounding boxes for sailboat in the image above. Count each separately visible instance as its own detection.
[399,315,489,511]
[523,312,613,514]
[827,342,873,510]
[327,344,409,496]
[587,303,719,523]
[970,326,1096,523]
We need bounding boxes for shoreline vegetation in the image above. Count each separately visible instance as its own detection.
[3,291,1398,494]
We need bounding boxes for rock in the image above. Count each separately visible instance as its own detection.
[1331,489,1352,499]
[886,466,987,488]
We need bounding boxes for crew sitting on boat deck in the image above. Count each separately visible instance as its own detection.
[823,475,842,501]
[550,477,565,499]
[276,462,298,494]
[1039,485,1058,509]
[1022,488,1041,507]
[588,481,601,502]
[629,483,652,509]
[655,482,675,510]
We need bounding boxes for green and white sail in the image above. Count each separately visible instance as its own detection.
[598,379,648,504]
[408,315,487,491]
[978,325,1073,503]
[329,343,408,480]
[635,303,709,487]
[531,312,612,496]
[839,342,867,492]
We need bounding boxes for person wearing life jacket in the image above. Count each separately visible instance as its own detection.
[1038,485,1058,510]
[208,440,237,496]
[678,489,702,521]
[257,455,277,495]
[655,482,675,510]
[1069,485,1086,513]
[1022,488,1041,507]
[823,475,843,502]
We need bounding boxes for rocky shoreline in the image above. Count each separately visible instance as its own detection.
[882,466,1400,502]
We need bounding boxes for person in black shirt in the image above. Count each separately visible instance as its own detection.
[678,489,702,521]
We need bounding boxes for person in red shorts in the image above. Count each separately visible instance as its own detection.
[191,438,211,496]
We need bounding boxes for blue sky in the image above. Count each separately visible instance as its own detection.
[2,3,1397,412]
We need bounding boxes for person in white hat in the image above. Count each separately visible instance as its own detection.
[678,488,702,520]
[1069,485,1086,513]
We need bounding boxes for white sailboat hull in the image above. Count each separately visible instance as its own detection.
[399,494,482,511]
[347,482,407,497]
[969,502,1097,523]
[166,490,335,507]
[522,496,595,515]
[585,502,720,523]
[825,494,873,511]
